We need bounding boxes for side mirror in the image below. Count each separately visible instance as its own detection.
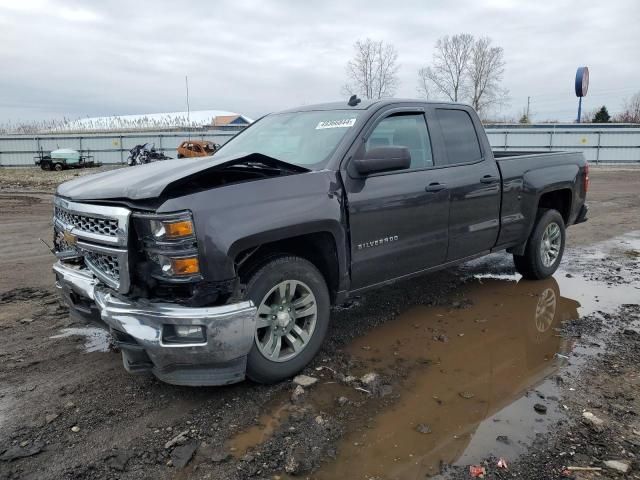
[353,146,411,175]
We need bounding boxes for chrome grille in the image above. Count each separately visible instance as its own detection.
[84,251,120,283]
[53,197,131,293]
[54,206,119,237]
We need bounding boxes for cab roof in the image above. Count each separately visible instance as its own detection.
[277,98,469,114]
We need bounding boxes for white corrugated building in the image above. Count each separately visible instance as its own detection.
[53,110,252,132]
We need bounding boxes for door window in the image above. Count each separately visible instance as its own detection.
[366,114,433,169]
[435,109,482,165]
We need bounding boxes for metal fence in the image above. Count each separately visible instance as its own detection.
[2,124,639,167]
[485,125,640,164]
[0,129,243,166]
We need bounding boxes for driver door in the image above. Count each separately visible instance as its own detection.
[344,109,450,290]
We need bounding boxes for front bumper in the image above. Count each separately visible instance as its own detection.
[53,261,257,386]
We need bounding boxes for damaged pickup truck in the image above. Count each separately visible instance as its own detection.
[52,98,589,386]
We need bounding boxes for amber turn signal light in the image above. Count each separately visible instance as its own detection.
[171,257,200,275]
[164,220,194,239]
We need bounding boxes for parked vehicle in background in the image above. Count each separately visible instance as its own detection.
[177,140,220,158]
[127,143,172,166]
[34,148,98,171]
[51,98,588,386]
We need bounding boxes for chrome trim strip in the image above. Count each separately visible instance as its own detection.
[52,262,98,301]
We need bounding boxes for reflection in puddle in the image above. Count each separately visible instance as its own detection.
[314,277,578,479]
[50,327,111,353]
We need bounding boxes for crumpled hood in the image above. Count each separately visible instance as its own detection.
[55,152,298,201]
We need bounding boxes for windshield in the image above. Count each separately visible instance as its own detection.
[217,110,361,169]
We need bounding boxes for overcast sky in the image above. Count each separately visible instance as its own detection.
[1,0,638,123]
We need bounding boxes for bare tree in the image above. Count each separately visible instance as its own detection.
[468,37,508,113]
[614,92,640,123]
[418,34,473,102]
[344,38,399,99]
[418,34,509,114]
[416,67,432,99]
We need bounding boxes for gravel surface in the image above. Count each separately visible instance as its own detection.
[1,167,639,480]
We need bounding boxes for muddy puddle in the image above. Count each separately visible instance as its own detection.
[227,233,640,479]
[50,327,112,353]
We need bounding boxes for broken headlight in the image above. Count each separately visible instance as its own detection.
[133,211,201,282]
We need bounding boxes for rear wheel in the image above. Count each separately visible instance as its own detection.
[53,162,63,171]
[513,209,566,280]
[244,256,330,383]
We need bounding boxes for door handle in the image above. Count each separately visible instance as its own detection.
[480,175,499,184]
[425,182,446,192]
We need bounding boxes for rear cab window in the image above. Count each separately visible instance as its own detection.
[435,109,482,165]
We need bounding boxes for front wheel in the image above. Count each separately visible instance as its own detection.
[244,256,330,383]
[514,209,566,280]
[53,163,63,171]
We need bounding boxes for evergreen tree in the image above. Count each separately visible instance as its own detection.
[593,106,610,123]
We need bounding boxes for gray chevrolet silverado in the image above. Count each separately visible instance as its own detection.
[52,98,588,386]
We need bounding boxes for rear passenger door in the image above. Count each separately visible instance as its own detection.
[430,107,501,261]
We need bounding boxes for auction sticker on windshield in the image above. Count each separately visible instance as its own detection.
[316,118,357,129]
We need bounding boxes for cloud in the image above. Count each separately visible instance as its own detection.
[0,0,637,123]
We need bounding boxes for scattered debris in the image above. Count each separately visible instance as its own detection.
[533,403,547,414]
[459,391,475,399]
[582,411,605,430]
[293,375,318,388]
[496,435,510,445]
[566,466,603,472]
[291,385,306,404]
[164,430,189,450]
[497,457,508,469]
[415,423,432,434]
[469,464,486,477]
[170,440,199,469]
[71,425,80,433]
[336,396,349,407]
[603,460,631,473]
[360,372,383,395]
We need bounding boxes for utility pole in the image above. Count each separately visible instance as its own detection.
[185,75,191,125]
[185,75,191,140]
[526,96,530,119]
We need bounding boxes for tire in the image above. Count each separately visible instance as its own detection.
[177,154,184,159]
[53,163,63,171]
[513,209,566,280]
[243,256,330,383]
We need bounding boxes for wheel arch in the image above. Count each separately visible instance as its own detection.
[230,223,347,304]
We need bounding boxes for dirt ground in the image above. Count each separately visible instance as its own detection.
[0,166,639,480]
